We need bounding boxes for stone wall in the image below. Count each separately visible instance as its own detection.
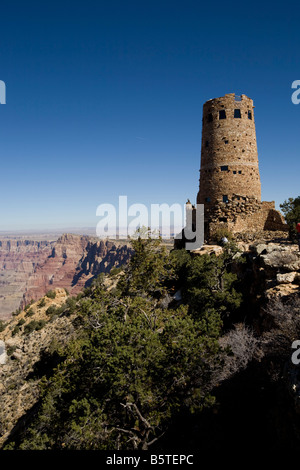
[195,93,288,240]
[205,196,288,237]
[197,93,261,209]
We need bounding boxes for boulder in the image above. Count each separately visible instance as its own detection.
[0,340,7,365]
[276,272,298,284]
[191,245,223,257]
[11,351,22,361]
[261,250,300,272]
[252,243,268,255]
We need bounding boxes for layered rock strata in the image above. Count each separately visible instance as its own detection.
[0,235,132,319]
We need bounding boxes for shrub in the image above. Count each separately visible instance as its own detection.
[12,308,22,317]
[6,345,17,356]
[109,266,122,276]
[12,301,221,450]
[24,300,34,311]
[23,322,36,335]
[38,298,46,308]
[49,314,58,323]
[210,227,233,244]
[4,229,245,451]
[26,308,35,317]
[12,325,20,336]
[212,324,258,386]
[36,320,47,330]
[64,297,76,314]
[46,305,58,317]
[280,196,300,240]
[46,290,56,299]
[0,320,6,332]
[24,320,47,335]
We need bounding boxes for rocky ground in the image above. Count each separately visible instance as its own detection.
[0,288,76,446]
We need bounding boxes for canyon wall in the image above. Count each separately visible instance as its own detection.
[0,234,132,320]
[0,240,54,320]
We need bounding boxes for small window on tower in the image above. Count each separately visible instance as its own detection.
[219,110,226,119]
[205,197,211,203]
[205,140,209,147]
[221,165,228,171]
[238,170,242,174]
[207,113,213,122]
[224,140,229,144]
[248,110,252,120]
[223,195,229,203]
[234,109,241,118]
[233,171,237,174]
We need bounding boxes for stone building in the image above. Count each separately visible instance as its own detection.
[196,93,287,238]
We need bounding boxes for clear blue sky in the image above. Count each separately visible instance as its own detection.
[0,0,299,230]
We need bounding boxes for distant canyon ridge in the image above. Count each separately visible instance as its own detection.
[0,234,132,320]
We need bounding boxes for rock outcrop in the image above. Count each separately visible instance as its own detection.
[21,235,132,309]
[0,288,74,445]
[191,244,223,257]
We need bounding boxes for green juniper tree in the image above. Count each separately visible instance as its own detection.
[5,231,243,451]
[280,196,300,240]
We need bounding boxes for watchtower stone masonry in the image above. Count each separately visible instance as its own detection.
[197,93,261,206]
[196,93,287,238]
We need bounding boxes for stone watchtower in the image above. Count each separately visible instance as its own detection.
[196,93,287,237]
[197,93,261,207]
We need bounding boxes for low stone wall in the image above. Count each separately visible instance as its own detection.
[205,195,288,237]
[234,230,289,243]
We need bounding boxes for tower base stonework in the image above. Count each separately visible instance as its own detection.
[175,197,288,250]
[203,196,288,239]
[175,92,288,249]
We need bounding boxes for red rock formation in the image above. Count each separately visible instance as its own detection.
[0,234,132,319]
[0,240,54,319]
